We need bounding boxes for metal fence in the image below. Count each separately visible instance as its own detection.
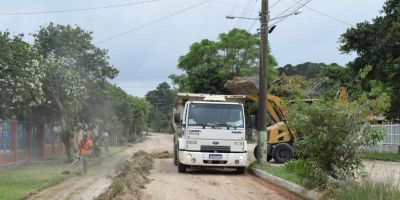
[373,124,400,145]
[17,122,28,150]
[0,120,12,152]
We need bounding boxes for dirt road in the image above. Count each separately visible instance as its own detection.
[364,159,400,187]
[28,134,301,200]
[141,134,301,200]
[27,135,170,200]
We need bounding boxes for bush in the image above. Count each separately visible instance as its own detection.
[285,159,327,188]
[287,99,385,188]
[324,179,400,200]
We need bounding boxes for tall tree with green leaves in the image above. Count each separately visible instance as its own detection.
[170,29,278,94]
[340,0,398,117]
[145,82,176,133]
[0,32,44,119]
[33,23,118,161]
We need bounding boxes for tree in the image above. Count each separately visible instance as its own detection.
[340,0,399,118]
[33,23,118,161]
[0,32,44,119]
[170,29,278,94]
[145,82,176,133]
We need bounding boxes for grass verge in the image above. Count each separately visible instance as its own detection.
[360,152,400,162]
[0,155,67,200]
[326,180,400,200]
[249,162,311,188]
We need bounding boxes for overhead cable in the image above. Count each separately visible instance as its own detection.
[291,0,351,26]
[0,0,158,16]
[270,0,311,27]
[96,0,210,44]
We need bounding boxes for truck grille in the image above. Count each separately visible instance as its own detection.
[200,145,231,153]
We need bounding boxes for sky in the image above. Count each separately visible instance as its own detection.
[0,0,386,97]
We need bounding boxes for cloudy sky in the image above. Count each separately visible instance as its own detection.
[0,0,386,96]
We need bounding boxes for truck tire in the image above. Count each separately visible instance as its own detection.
[174,143,178,166]
[271,143,294,164]
[253,145,272,162]
[177,161,186,173]
[236,167,245,174]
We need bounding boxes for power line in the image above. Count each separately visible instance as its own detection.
[0,0,158,16]
[273,0,306,20]
[214,0,260,14]
[236,0,254,28]
[243,0,258,29]
[270,0,283,9]
[198,0,215,40]
[96,0,210,44]
[291,0,351,26]
[270,0,311,27]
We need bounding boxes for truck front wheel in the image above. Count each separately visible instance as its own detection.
[236,167,245,174]
[253,145,272,162]
[177,161,186,173]
[174,143,178,166]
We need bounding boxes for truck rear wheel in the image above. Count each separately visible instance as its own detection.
[272,143,294,163]
[253,145,272,162]
[177,161,186,173]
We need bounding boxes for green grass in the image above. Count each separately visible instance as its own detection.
[249,162,311,188]
[0,160,66,200]
[361,152,400,162]
[0,145,126,200]
[108,146,126,155]
[331,180,400,200]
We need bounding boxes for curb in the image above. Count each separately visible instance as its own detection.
[249,167,320,200]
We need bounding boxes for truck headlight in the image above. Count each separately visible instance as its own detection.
[188,140,197,144]
[186,153,192,160]
[234,141,243,146]
[239,155,244,160]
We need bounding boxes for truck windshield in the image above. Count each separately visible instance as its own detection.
[187,103,244,128]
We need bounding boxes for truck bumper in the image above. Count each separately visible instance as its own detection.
[178,151,247,167]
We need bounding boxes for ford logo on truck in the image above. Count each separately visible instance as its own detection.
[232,131,242,134]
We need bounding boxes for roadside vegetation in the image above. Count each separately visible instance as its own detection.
[0,162,65,200]
[97,151,154,200]
[326,180,400,200]
[250,162,310,188]
[0,146,125,200]
[0,23,166,162]
[361,152,400,162]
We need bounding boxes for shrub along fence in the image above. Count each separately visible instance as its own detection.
[0,120,64,166]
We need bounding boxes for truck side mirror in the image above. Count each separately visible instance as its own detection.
[174,113,181,124]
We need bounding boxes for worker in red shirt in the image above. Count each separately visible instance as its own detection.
[78,134,92,175]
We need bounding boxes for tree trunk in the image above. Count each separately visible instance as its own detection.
[53,94,74,162]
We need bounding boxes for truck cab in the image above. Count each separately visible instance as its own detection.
[173,93,248,173]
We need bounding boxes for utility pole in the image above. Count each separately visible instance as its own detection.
[257,0,269,165]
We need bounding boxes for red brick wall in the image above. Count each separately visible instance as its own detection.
[0,121,64,166]
[0,153,13,165]
[17,151,29,162]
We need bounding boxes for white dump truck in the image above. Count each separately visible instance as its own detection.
[172,93,250,173]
